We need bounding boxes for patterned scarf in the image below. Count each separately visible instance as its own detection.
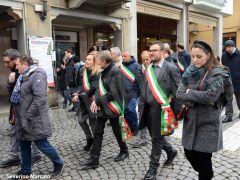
[182,64,202,82]
[10,65,38,104]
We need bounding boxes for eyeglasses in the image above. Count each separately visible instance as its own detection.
[149,49,160,53]
[4,60,12,64]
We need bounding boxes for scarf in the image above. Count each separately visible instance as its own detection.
[182,64,203,82]
[10,65,38,104]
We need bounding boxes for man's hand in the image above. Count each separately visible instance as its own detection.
[72,95,79,102]
[8,72,16,83]
[90,101,98,114]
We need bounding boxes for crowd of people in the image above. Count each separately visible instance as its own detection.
[1,39,240,180]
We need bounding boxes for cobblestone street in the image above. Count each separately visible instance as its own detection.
[0,102,240,180]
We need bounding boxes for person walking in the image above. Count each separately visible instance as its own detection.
[11,55,64,178]
[176,40,232,180]
[121,50,143,135]
[221,39,240,123]
[72,54,99,151]
[177,43,191,71]
[0,49,41,168]
[82,50,129,170]
[139,42,180,180]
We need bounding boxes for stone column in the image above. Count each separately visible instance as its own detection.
[177,5,188,49]
[213,16,223,58]
[128,0,137,58]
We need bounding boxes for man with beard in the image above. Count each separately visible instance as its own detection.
[139,42,181,180]
[0,49,41,168]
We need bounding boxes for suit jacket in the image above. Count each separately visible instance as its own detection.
[139,60,181,136]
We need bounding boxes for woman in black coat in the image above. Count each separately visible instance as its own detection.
[72,54,99,151]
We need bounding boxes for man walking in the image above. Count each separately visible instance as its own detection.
[12,55,64,178]
[139,42,181,180]
[222,39,240,123]
[121,50,143,135]
[177,43,191,70]
[0,49,41,168]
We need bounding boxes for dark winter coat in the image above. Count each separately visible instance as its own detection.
[122,57,143,102]
[65,56,76,88]
[176,66,231,153]
[178,50,191,70]
[222,48,240,92]
[95,63,124,119]
[7,66,20,97]
[14,68,52,141]
[57,67,66,91]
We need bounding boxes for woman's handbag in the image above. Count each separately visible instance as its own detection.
[176,71,209,120]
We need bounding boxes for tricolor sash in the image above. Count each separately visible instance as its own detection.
[142,64,146,73]
[83,69,91,93]
[120,64,135,83]
[99,76,132,141]
[146,64,178,135]
[176,59,184,73]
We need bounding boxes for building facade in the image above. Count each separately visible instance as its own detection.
[0,0,232,104]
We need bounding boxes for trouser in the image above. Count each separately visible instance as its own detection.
[145,103,174,169]
[124,98,139,132]
[225,92,240,118]
[139,127,147,143]
[184,148,213,180]
[90,117,128,160]
[19,138,63,175]
[9,125,40,160]
[78,117,96,140]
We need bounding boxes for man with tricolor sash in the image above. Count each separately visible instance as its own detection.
[139,42,181,180]
[121,50,143,135]
[82,50,129,170]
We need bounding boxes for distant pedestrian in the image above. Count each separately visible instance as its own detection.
[221,39,240,123]
[12,55,64,178]
[176,40,232,180]
[177,43,191,70]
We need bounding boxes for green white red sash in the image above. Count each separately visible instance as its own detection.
[99,76,132,141]
[142,64,146,73]
[146,64,178,135]
[176,59,184,72]
[83,69,91,93]
[120,64,135,83]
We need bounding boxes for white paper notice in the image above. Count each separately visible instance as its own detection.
[29,36,55,87]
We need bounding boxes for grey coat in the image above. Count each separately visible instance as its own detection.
[176,67,230,153]
[14,68,52,141]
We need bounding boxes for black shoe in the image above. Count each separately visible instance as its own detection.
[51,163,64,179]
[81,158,99,170]
[83,138,93,151]
[0,158,21,168]
[68,107,75,112]
[144,168,157,180]
[222,117,232,123]
[63,103,67,109]
[10,171,31,180]
[133,141,147,148]
[114,151,129,162]
[164,149,177,166]
[32,155,41,164]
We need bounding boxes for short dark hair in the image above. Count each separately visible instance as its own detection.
[72,56,80,64]
[2,49,20,60]
[177,43,184,49]
[19,55,33,66]
[65,48,73,54]
[150,41,164,50]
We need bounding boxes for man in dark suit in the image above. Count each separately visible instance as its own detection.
[139,42,181,180]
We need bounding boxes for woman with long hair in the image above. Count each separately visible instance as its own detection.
[72,54,100,151]
[176,40,232,180]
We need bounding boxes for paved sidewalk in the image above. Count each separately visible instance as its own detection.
[0,105,240,179]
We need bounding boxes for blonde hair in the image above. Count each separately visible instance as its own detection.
[85,54,100,75]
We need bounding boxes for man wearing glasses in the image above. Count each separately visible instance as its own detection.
[0,49,41,168]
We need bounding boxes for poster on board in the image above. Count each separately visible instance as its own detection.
[29,36,55,87]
